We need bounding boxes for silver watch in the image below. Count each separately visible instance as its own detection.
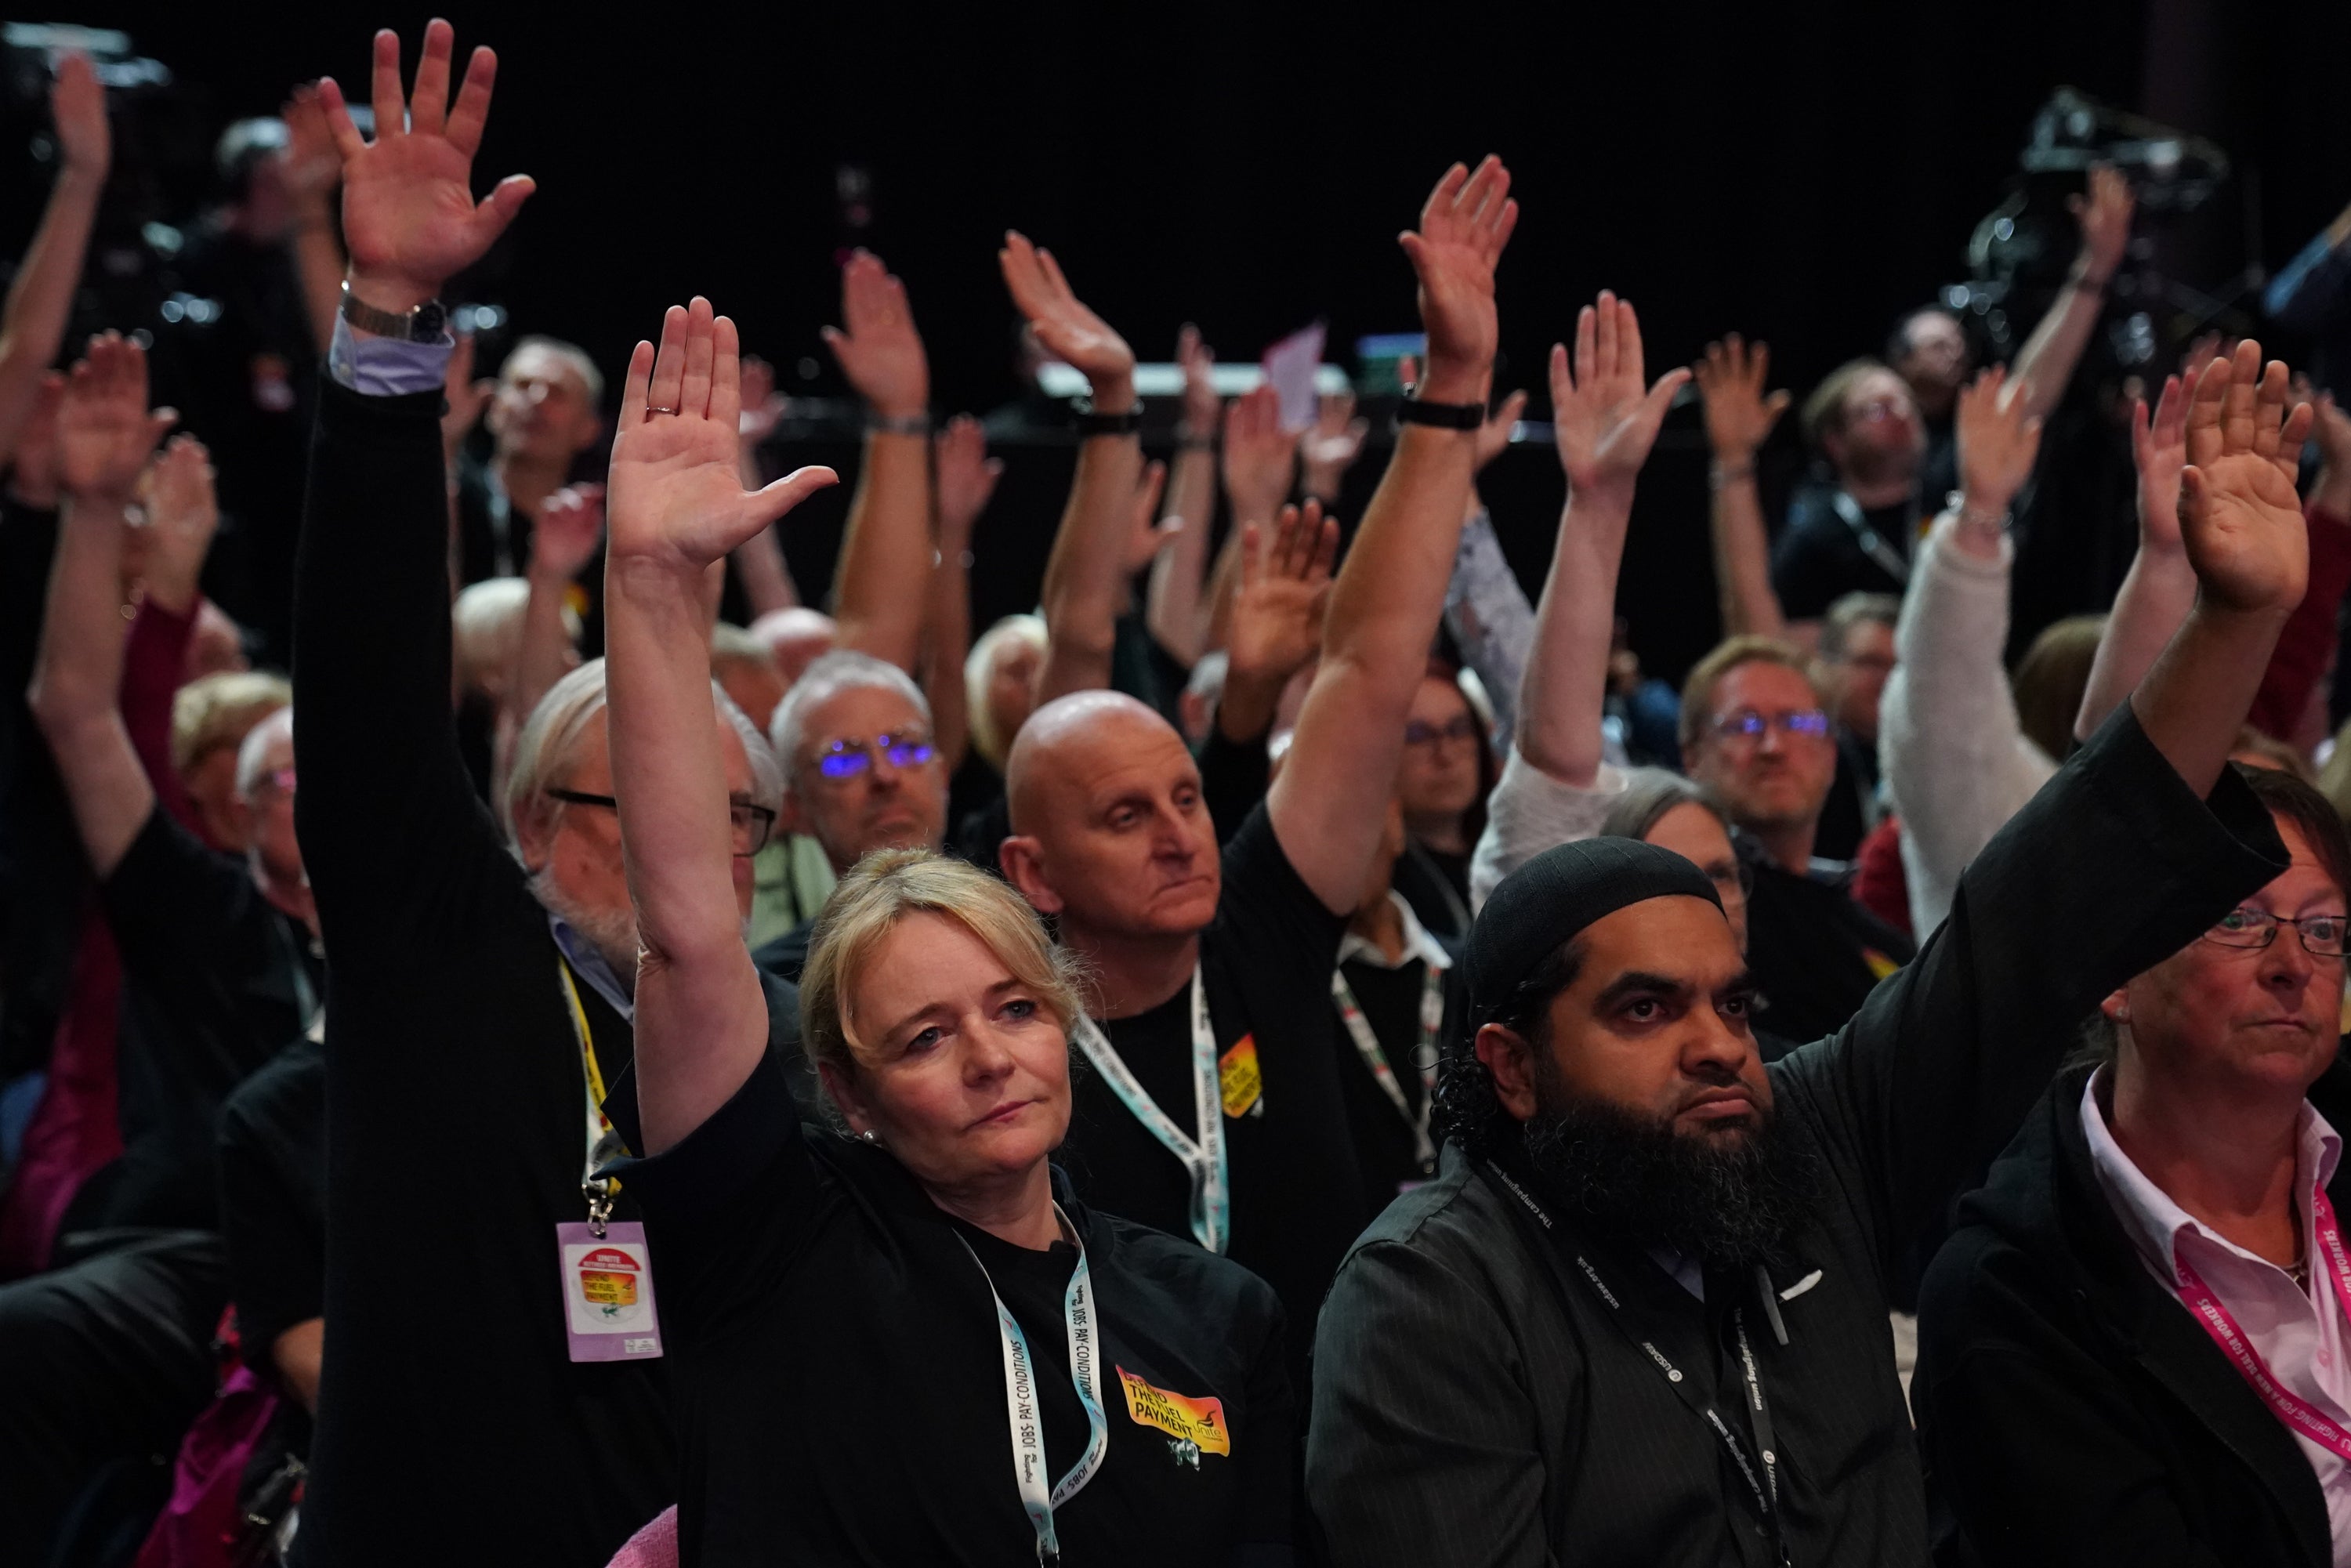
[339,280,448,342]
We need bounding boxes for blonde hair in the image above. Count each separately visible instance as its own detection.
[708,620,777,676]
[172,670,292,780]
[1677,635,1818,755]
[799,849,1087,1120]
[965,613,1048,770]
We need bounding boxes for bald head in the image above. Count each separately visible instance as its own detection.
[1006,691,1179,832]
[999,690,1219,942]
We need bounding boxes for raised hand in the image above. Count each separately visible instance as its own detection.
[440,330,494,458]
[1227,500,1340,689]
[1473,389,1530,473]
[1954,364,2043,518]
[532,483,606,581]
[318,21,534,312]
[57,334,175,500]
[50,52,109,178]
[9,374,67,506]
[2177,339,2313,617]
[820,250,929,421]
[1397,156,1517,400]
[1221,385,1297,527]
[934,414,1003,551]
[2130,359,2207,550]
[1693,334,1791,461]
[606,298,837,573]
[1302,390,1370,498]
[1122,459,1176,572]
[1177,324,1219,439]
[278,82,342,212]
[138,434,219,610]
[2070,164,2135,287]
[999,231,1136,400]
[1550,291,1690,502]
[737,355,788,447]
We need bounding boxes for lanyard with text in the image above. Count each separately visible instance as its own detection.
[1483,1160,1788,1564]
[1330,965,1442,1170]
[958,1207,1110,1566]
[1070,969,1229,1254]
[1828,489,1912,586]
[556,962,664,1362]
[2174,1183,2351,1462]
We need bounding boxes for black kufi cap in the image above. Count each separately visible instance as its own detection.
[1465,838,1723,1021]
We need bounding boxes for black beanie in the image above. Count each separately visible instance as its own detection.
[1464,838,1723,1022]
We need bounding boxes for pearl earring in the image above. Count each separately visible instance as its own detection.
[859,1128,881,1146]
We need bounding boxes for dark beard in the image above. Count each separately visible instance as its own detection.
[1520,1084,1819,1273]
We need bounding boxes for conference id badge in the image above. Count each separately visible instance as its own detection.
[555,1221,664,1362]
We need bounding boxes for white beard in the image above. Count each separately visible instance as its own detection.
[531,870,640,979]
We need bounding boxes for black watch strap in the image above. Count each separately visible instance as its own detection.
[1395,395,1487,430]
[1072,398,1145,436]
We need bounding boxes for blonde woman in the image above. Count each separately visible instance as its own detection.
[603,298,1292,1565]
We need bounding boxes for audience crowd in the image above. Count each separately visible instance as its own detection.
[6,21,2351,1568]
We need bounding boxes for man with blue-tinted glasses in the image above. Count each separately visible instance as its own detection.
[1678,636,1914,1044]
[753,650,949,981]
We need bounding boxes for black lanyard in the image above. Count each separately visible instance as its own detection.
[1481,1159,1791,1565]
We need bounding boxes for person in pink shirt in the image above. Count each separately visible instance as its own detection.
[1918,346,2351,1564]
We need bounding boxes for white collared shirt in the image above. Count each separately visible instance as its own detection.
[2081,1070,2351,1564]
[1337,891,1453,975]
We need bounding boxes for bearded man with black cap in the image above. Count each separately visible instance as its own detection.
[1306,346,2316,1566]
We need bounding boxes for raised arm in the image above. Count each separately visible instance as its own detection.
[26,334,177,876]
[1878,366,2049,933]
[1442,393,1536,754]
[2075,360,2207,740]
[0,55,109,464]
[823,252,931,672]
[279,83,348,355]
[1217,501,1338,744]
[603,299,836,1154]
[508,480,600,764]
[2010,165,2134,425]
[1003,232,1145,704]
[728,355,802,616]
[1270,156,1516,912]
[1692,334,1793,641]
[2244,386,2351,742]
[297,22,534,920]
[1299,388,1368,509]
[1784,339,2309,1257]
[926,415,1000,773]
[1145,326,1223,667]
[1516,292,1689,788]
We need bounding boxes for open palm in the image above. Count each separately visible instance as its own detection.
[2179,340,2313,617]
[318,23,533,303]
[607,299,835,573]
[58,334,174,498]
[1400,156,1517,380]
[1551,292,1686,499]
[1228,502,1339,686]
[1001,232,1133,385]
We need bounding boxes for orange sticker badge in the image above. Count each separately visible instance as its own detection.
[1862,948,1900,982]
[1117,1365,1230,1458]
[1219,1036,1263,1119]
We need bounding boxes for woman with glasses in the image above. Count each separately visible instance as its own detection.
[1392,664,1497,942]
[1916,762,2351,1566]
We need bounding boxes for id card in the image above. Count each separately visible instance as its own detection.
[556,1221,664,1362]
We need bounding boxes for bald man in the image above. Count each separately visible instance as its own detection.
[998,155,1523,1360]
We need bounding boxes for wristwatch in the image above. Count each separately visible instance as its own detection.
[339,280,448,342]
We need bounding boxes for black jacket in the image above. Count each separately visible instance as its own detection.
[1306,707,2285,1567]
[1914,1056,2351,1567]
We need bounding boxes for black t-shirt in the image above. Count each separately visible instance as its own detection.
[1813,731,1879,864]
[1331,936,1464,1214]
[1058,805,1368,1371]
[1770,483,1915,621]
[219,1036,325,1356]
[1740,843,1916,1046]
[621,1044,1295,1566]
[101,807,319,1231]
[1392,840,1473,943]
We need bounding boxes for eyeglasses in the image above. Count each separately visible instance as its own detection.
[1709,708,1831,744]
[810,733,936,781]
[545,788,777,856]
[2201,906,2349,958]
[1404,714,1480,749]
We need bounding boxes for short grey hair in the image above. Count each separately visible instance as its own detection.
[1819,592,1901,664]
[770,650,931,801]
[233,704,295,800]
[503,657,781,857]
[504,335,605,406]
[1598,768,1732,844]
[965,614,1046,769]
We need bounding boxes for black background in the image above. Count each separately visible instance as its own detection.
[13,0,2346,683]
